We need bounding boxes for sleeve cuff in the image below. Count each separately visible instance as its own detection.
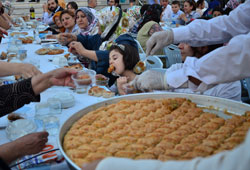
[173,26,190,44]
[166,69,188,88]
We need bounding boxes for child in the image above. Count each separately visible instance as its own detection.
[108,43,140,95]
[171,1,183,25]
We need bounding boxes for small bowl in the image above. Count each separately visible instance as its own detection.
[71,69,96,93]
[95,75,109,86]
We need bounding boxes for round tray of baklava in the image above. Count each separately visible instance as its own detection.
[58,92,250,170]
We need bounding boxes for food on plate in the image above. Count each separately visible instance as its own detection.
[18,36,34,44]
[95,75,109,86]
[63,98,250,167]
[35,48,64,55]
[64,63,83,70]
[0,52,7,60]
[133,61,146,74]
[47,49,64,55]
[35,48,51,55]
[88,86,115,98]
[7,113,24,122]
[64,53,70,59]
[107,65,115,73]
[10,32,28,37]
[78,74,90,80]
[39,31,48,34]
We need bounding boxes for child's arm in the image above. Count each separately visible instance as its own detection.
[117,77,128,95]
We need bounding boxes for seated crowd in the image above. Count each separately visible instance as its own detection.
[0,0,247,168]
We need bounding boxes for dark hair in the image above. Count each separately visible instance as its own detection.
[60,10,75,21]
[67,1,78,10]
[48,0,58,4]
[184,0,196,11]
[172,0,180,6]
[196,0,204,8]
[140,4,150,15]
[191,44,223,58]
[137,4,162,32]
[212,6,223,14]
[109,44,140,70]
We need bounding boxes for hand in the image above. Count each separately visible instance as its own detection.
[47,68,77,87]
[68,41,85,56]
[117,76,128,95]
[82,160,102,170]
[179,13,187,21]
[43,3,48,12]
[19,63,42,79]
[14,132,49,156]
[146,29,174,56]
[130,70,169,91]
[57,33,77,46]
[0,26,8,38]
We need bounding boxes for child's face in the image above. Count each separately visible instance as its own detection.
[213,11,222,18]
[184,2,193,14]
[109,49,125,75]
[178,43,194,61]
[172,4,180,14]
[161,0,169,8]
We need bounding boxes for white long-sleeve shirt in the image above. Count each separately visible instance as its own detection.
[42,6,62,25]
[165,0,250,91]
[165,64,241,101]
[97,130,250,170]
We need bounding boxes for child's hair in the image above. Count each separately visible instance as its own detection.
[184,0,196,11]
[67,1,78,10]
[196,0,204,8]
[212,6,223,15]
[109,44,140,70]
[172,0,180,6]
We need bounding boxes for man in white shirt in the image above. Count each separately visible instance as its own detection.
[43,0,64,25]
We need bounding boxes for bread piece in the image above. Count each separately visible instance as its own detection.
[35,48,50,55]
[102,91,115,98]
[47,49,64,55]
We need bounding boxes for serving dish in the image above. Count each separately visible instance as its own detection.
[58,92,250,170]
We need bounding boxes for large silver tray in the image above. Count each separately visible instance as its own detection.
[58,92,250,170]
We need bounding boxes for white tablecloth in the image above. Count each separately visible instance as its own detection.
[0,30,110,170]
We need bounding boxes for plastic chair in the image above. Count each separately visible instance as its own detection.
[134,39,145,54]
[163,44,182,68]
[146,55,163,70]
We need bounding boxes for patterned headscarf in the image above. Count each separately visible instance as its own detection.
[76,7,98,36]
[226,0,240,9]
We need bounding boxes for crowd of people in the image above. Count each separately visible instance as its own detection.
[0,0,249,169]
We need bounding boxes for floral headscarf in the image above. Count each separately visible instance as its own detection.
[226,0,240,9]
[76,7,98,36]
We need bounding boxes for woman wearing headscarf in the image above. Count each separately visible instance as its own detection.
[137,21,163,55]
[75,7,99,36]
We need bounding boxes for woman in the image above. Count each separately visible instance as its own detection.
[45,11,65,37]
[75,7,98,36]
[60,10,80,34]
[66,1,78,14]
[179,0,200,25]
[137,21,163,54]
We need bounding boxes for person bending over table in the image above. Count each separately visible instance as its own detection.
[0,68,77,169]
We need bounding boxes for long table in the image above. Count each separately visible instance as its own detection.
[0,30,109,170]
